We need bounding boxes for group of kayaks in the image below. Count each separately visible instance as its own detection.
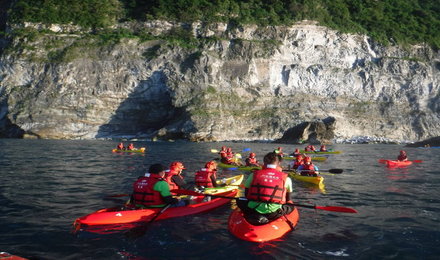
[74,174,303,242]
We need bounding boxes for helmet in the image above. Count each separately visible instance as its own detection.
[170,161,186,170]
[278,147,282,151]
[205,161,217,170]
[400,150,406,155]
[304,156,312,163]
[296,154,303,160]
[295,148,299,152]
[321,145,326,148]
[249,152,256,157]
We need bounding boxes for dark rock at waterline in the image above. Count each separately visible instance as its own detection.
[276,117,336,144]
[406,136,440,147]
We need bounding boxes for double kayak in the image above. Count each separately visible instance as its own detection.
[112,147,146,153]
[74,175,243,231]
[74,189,237,231]
[287,171,324,186]
[228,207,300,242]
[217,162,261,171]
[282,155,327,161]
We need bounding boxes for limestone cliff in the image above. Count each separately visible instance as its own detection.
[0,20,439,142]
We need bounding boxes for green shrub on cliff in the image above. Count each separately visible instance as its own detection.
[7,0,440,49]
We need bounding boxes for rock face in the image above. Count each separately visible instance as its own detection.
[406,136,440,147]
[0,20,439,142]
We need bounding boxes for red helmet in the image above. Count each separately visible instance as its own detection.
[296,154,303,160]
[304,156,312,163]
[205,161,217,170]
[249,152,256,157]
[278,147,282,151]
[321,145,326,148]
[227,148,232,152]
[170,161,186,170]
[400,150,406,155]
[294,148,299,152]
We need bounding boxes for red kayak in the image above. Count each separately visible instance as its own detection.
[385,160,413,167]
[74,189,237,232]
[228,207,299,242]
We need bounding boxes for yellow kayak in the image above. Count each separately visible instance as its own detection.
[112,147,146,153]
[203,174,244,194]
[287,171,324,186]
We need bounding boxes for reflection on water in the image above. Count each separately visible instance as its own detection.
[1,140,440,259]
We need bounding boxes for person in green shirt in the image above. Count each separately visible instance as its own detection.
[131,164,186,208]
[237,152,294,225]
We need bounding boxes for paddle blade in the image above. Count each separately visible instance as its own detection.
[211,149,219,153]
[413,160,423,163]
[315,205,358,213]
[228,167,238,170]
[378,159,388,164]
[327,169,343,174]
[242,148,251,152]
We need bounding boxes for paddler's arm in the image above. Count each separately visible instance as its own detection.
[285,177,293,203]
[171,175,187,189]
[243,173,254,196]
[155,181,179,205]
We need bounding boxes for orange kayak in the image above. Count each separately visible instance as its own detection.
[228,207,299,242]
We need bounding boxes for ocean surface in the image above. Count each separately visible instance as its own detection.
[1,139,439,259]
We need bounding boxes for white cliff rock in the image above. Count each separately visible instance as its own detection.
[0,21,438,142]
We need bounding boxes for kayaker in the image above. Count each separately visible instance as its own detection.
[127,143,135,150]
[397,150,408,161]
[305,145,316,152]
[116,142,124,150]
[237,152,294,225]
[245,152,260,167]
[291,148,301,157]
[297,156,319,176]
[195,161,224,188]
[274,147,284,156]
[289,154,304,170]
[131,164,185,208]
[319,145,328,152]
[165,161,188,190]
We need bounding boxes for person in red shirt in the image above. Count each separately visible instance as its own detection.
[305,145,316,152]
[297,157,319,176]
[245,152,260,167]
[116,142,124,150]
[289,154,304,170]
[131,164,184,208]
[126,143,135,150]
[195,161,223,188]
[291,148,301,157]
[165,161,188,191]
[397,150,408,161]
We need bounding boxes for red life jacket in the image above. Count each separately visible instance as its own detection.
[246,157,258,166]
[397,155,407,161]
[300,164,316,175]
[293,161,304,169]
[247,168,287,204]
[132,174,165,206]
[195,168,215,187]
[165,169,179,190]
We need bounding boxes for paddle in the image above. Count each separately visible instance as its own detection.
[171,189,357,213]
[125,204,172,239]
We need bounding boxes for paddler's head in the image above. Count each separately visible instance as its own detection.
[149,164,166,177]
[304,156,312,165]
[263,152,281,167]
